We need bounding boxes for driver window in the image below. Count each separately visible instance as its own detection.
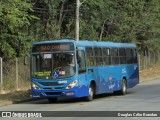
[77,50,86,73]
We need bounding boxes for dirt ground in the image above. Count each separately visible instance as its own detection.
[0,90,31,106]
[140,64,160,82]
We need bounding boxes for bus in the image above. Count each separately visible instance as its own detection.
[31,39,139,102]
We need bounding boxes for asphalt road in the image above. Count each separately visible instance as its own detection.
[0,79,160,120]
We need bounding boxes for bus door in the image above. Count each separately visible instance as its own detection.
[76,48,88,97]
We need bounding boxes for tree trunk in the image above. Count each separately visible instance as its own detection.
[58,1,65,38]
[99,20,106,41]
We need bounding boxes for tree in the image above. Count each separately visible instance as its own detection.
[1,0,160,62]
[30,0,76,40]
[0,0,37,60]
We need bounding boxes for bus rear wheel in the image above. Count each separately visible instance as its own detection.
[86,84,94,101]
[119,79,127,95]
[48,98,58,103]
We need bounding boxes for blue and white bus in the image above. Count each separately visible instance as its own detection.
[31,39,139,102]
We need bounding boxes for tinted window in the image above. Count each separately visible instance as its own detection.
[126,48,133,64]
[111,48,118,56]
[77,50,86,73]
[86,47,94,66]
[111,48,119,65]
[94,48,103,65]
[102,48,111,65]
[94,48,102,56]
[119,48,126,64]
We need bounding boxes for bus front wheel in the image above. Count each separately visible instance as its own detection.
[86,84,94,101]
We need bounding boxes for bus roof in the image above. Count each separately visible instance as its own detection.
[33,39,136,48]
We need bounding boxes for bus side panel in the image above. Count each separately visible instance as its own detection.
[96,67,112,94]
[91,65,139,94]
[93,66,121,94]
[105,66,124,92]
[126,64,139,88]
[78,72,89,97]
[86,66,109,95]
[86,66,100,95]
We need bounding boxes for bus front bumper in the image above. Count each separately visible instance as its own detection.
[31,85,89,98]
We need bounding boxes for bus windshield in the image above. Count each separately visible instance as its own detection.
[32,52,76,79]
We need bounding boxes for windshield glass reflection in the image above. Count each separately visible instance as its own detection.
[32,52,76,79]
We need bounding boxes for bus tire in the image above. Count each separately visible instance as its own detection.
[119,79,127,95]
[48,98,58,103]
[86,84,94,101]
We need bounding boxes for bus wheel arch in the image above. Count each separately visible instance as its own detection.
[90,80,96,95]
[86,80,96,101]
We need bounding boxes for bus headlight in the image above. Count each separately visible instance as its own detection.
[32,82,41,90]
[65,80,78,89]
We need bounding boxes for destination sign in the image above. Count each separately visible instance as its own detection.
[32,43,74,52]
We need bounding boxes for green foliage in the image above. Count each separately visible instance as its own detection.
[0,0,160,61]
[0,0,37,60]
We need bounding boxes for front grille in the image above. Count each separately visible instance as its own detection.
[43,87,64,90]
[45,92,62,96]
[38,82,60,86]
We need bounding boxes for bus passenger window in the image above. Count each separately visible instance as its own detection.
[133,49,138,63]
[126,48,133,64]
[102,48,111,65]
[111,48,119,65]
[86,47,94,66]
[94,48,103,66]
[119,48,126,64]
[77,50,86,73]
